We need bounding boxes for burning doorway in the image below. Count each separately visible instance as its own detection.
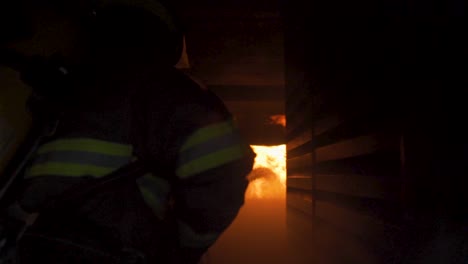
[246,144,286,199]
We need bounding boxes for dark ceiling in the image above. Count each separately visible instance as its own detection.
[174,0,284,86]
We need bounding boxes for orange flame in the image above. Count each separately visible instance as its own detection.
[245,145,286,199]
[268,115,286,127]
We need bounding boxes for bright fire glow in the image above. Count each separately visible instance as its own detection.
[245,145,286,199]
[269,115,286,127]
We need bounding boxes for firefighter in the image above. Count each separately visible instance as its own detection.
[1,1,255,263]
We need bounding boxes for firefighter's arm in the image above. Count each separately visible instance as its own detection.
[172,118,255,263]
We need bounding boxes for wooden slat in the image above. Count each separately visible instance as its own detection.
[287,189,314,216]
[315,173,399,200]
[315,134,397,163]
[287,152,314,171]
[315,200,387,244]
[287,139,313,159]
[314,115,343,135]
[287,163,313,177]
[312,152,401,177]
[313,190,401,225]
[286,121,310,143]
[313,111,397,149]
[287,175,313,191]
[287,129,312,151]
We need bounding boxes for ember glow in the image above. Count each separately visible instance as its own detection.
[268,115,286,127]
[245,145,286,199]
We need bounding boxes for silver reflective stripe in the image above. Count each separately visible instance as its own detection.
[176,120,250,178]
[178,132,243,165]
[25,138,133,178]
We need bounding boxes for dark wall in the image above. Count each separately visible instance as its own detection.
[284,0,466,263]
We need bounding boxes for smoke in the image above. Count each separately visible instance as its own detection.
[247,167,277,182]
[244,145,286,199]
[246,169,285,199]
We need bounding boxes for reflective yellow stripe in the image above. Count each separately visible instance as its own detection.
[38,138,132,156]
[176,145,246,178]
[139,187,163,216]
[26,162,116,178]
[137,174,170,219]
[181,121,235,151]
[179,132,243,164]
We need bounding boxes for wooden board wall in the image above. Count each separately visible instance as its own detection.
[283,0,466,263]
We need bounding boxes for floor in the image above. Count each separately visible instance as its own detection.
[201,198,290,264]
